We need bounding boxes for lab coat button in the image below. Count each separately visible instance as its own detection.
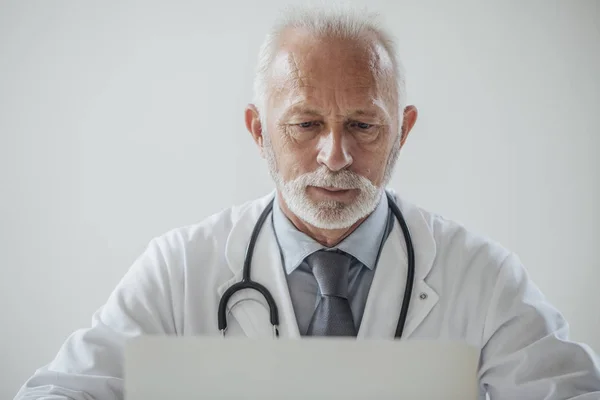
[419,292,428,300]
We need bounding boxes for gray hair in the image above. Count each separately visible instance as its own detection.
[252,4,407,123]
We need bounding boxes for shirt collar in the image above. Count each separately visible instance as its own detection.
[272,191,389,274]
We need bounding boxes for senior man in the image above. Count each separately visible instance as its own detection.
[15,6,600,400]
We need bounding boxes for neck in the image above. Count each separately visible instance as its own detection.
[277,192,368,247]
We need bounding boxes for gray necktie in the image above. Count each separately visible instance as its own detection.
[306,250,357,337]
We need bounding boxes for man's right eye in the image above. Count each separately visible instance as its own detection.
[297,121,318,129]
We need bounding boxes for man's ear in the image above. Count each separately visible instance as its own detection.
[245,104,264,154]
[400,105,418,147]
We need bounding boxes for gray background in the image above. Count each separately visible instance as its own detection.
[1,1,599,397]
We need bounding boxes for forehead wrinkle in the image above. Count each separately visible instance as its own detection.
[280,96,391,125]
[294,82,375,91]
[287,52,305,90]
[287,53,376,90]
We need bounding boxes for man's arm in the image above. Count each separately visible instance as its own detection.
[479,253,600,399]
[14,238,178,400]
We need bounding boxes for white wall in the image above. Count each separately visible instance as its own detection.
[1,0,599,397]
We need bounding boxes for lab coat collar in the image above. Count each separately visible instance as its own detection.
[218,189,438,339]
[357,189,439,339]
[389,189,437,282]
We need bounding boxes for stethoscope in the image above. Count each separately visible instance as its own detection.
[218,191,415,339]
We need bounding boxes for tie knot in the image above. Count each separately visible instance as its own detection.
[306,250,352,298]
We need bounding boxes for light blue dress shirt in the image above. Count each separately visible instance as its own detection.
[271,192,394,335]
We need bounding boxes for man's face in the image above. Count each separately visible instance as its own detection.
[256,30,414,230]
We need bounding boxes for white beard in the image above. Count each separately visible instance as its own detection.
[263,133,401,230]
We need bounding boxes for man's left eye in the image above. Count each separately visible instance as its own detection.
[350,122,374,130]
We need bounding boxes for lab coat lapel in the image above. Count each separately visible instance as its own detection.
[358,194,439,339]
[217,193,300,339]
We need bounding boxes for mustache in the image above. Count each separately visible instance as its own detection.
[291,167,374,190]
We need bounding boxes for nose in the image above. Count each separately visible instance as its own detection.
[316,128,353,172]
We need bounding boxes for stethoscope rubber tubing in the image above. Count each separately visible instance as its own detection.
[386,191,415,339]
[217,200,278,332]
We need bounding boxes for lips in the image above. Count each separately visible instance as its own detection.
[319,187,351,192]
[308,186,359,201]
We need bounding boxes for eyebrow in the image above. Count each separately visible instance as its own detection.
[346,109,381,119]
[280,105,324,120]
[280,105,386,121]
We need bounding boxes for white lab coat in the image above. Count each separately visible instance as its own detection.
[15,191,600,399]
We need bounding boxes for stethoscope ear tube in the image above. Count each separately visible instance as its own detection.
[386,192,415,339]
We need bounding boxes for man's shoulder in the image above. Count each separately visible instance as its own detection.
[405,199,515,271]
[149,192,275,250]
